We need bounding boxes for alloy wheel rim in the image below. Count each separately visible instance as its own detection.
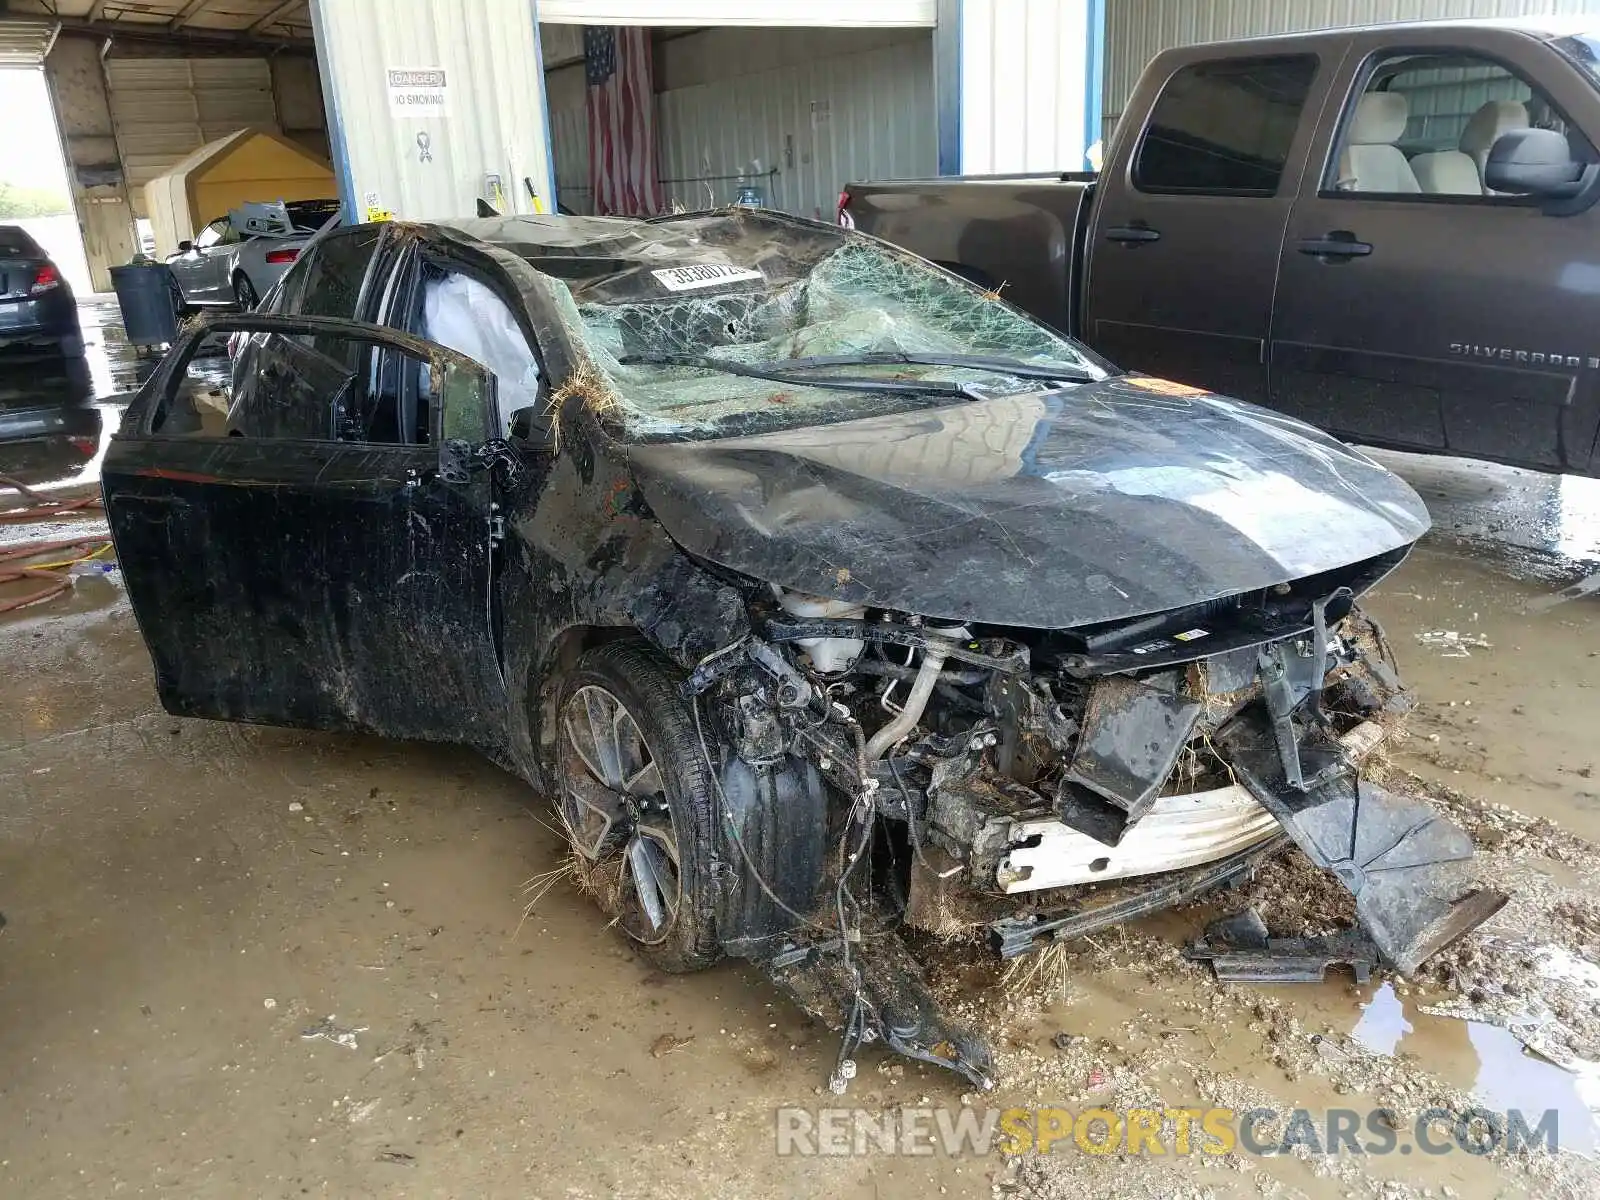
[558,684,681,945]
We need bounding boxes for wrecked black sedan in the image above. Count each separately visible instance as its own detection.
[102,209,1505,1090]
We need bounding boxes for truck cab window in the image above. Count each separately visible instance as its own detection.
[1133,55,1318,195]
[1328,53,1592,197]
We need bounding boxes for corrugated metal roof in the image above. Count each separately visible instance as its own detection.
[0,19,56,65]
[1106,0,1600,124]
[5,1,311,37]
[106,56,278,216]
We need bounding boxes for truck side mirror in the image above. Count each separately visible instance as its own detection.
[1484,128,1584,196]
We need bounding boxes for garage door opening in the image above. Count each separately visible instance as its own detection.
[0,66,91,294]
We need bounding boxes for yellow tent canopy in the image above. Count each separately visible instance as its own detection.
[145,128,336,257]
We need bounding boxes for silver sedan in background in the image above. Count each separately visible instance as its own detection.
[167,199,339,312]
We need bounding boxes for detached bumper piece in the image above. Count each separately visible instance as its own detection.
[1184,907,1380,984]
[767,930,995,1092]
[1218,710,1507,976]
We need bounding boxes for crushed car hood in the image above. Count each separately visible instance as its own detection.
[626,379,1431,629]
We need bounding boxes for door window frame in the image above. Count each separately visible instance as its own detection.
[128,313,497,456]
[377,243,554,447]
[1316,44,1593,206]
[1130,52,1324,198]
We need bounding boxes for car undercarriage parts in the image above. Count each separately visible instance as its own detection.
[687,592,1500,1090]
[864,632,961,759]
[767,930,995,1092]
[1184,907,1381,984]
[988,835,1288,958]
[773,588,866,673]
[1218,711,1508,975]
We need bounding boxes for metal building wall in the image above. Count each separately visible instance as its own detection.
[548,28,936,220]
[1106,0,1600,125]
[960,0,1101,173]
[657,33,936,218]
[310,0,556,222]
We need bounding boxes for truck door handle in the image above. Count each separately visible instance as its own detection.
[1297,232,1372,259]
[1106,225,1161,245]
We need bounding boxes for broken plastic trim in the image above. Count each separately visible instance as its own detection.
[1218,710,1508,975]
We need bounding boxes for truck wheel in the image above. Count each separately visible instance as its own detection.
[233,274,259,311]
[553,640,722,973]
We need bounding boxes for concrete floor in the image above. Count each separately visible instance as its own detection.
[2,305,1599,1198]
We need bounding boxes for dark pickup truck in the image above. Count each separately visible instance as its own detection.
[842,17,1600,478]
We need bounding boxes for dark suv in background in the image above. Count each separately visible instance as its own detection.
[0,225,82,361]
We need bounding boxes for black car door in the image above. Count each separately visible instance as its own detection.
[102,313,510,748]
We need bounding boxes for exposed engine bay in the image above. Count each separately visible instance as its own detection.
[683,549,1507,1091]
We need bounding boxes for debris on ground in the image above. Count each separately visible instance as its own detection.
[650,1032,694,1057]
[300,1016,367,1050]
[1414,629,1493,656]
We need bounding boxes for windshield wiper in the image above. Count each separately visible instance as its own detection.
[759,351,1098,384]
[617,352,986,399]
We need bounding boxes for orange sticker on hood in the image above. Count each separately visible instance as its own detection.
[1121,375,1207,397]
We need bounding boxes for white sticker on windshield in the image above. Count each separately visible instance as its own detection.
[651,264,764,292]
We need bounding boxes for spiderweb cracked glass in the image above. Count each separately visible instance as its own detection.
[548,240,1098,438]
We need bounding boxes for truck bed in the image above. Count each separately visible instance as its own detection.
[843,175,1098,335]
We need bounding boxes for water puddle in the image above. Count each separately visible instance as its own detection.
[1349,967,1600,1155]
[1370,447,1600,580]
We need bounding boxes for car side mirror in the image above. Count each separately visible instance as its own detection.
[1484,128,1584,196]
[176,240,194,254]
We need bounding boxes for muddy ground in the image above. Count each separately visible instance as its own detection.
[3,308,1600,1197]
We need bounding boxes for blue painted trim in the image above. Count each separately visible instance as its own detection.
[308,0,357,222]
[1083,0,1106,168]
[528,1,559,212]
[935,0,962,176]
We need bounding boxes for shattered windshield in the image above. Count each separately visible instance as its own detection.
[538,223,1104,441]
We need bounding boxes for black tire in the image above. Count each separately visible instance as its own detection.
[553,640,722,972]
[233,273,259,311]
[167,274,190,317]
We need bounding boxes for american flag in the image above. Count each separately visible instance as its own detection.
[584,26,665,217]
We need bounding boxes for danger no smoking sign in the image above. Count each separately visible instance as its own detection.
[387,68,448,118]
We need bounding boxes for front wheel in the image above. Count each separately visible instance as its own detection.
[553,641,722,973]
[233,273,259,311]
